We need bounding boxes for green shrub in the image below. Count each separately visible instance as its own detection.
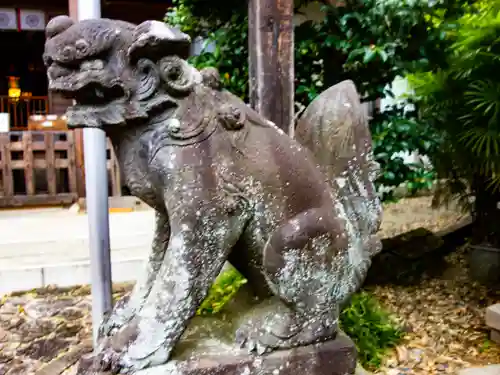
[340,291,403,369]
[371,103,437,201]
[196,266,247,315]
[199,269,402,369]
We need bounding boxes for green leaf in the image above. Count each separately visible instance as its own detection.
[383,171,396,180]
[363,47,377,63]
[377,49,389,62]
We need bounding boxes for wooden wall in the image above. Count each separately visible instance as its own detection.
[0,130,122,207]
[0,130,78,207]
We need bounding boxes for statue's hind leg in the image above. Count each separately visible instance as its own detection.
[235,207,369,353]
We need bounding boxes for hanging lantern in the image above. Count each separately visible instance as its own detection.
[7,76,21,100]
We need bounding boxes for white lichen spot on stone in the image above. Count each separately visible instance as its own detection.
[290,218,301,232]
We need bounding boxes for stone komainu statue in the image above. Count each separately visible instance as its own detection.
[43,16,382,374]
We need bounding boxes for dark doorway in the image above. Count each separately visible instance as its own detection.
[0,30,47,96]
[0,30,48,129]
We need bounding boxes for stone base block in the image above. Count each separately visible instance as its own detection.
[486,304,500,331]
[73,289,357,375]
[491,329,500,344]
[133,335,357,375]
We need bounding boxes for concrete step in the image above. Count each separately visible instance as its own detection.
[0,233,152,264]
[0,208,156,295]
[0,256,145,295]
[0,244,150,268]
[0,211,155,243]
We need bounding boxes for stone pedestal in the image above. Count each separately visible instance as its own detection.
[486,304,500,344]
[73,289,357,375]
[134,335,357,375]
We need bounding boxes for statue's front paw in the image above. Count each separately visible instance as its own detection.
[97,349,149,375]
[76,349,123,375]
[235,309,338,355]
[235,314,301,355]
[98,311,134,339]
[235,322,273,355]
[77,343,146,374]
[98,296,134,339]
[85,319,145,374]
[78,348,153,375]
[98,319,118,339]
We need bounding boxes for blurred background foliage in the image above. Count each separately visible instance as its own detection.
[410,0,500,246]
[166,0,474,200]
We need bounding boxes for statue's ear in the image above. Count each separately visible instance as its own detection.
[128,21,191,62]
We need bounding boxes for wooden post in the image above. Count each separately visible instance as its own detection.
[1,134,13,197]
[69,0,78,20]
[22,132,35,196]
[248,0,294,135]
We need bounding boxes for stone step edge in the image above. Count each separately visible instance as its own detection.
[0,238,153,259]
[0,250,148,270]
[0,256,145,272]
[0,231,153,247]
[0,257,145,295]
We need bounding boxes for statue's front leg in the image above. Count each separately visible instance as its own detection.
[98,211,170,339]
[90,194,250,374]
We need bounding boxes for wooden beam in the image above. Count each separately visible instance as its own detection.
[68,0,78,21]
[248,0,294,135]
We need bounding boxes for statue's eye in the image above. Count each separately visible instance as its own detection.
[168,66,181,80]
[62,45,76,58]
[75,39,89,52]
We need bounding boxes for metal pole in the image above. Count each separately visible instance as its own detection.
[77,0,113,347]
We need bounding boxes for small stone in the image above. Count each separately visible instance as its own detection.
[57,307,85,320]
[436,363,448,372]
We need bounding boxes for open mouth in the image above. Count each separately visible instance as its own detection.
[54,82,126,107]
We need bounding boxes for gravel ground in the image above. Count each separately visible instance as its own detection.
[378,196,468,239]
[371,246,500,374]
[0,196,498,375]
